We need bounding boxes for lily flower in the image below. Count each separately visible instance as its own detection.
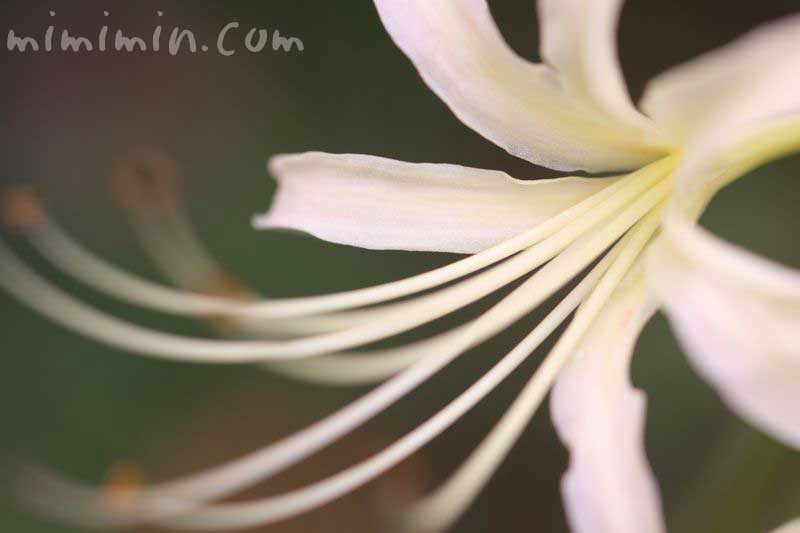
[2,1,799,532]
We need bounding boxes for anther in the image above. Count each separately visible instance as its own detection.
[112,146,181,220]
[200,272,258,333]
[1,185,46,232]
[102,462,144,516]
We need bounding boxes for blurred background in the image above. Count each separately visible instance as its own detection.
[1,1,799,532]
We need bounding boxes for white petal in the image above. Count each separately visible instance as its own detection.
[772,517,800,533]
[641,14,800,144]
[643,15,800,214]
[648,214,800,449]
[372,0,668,172]
[538,0,648,128]
[253,152,620,253]
[551,268,666,533]
[667,114,800,216]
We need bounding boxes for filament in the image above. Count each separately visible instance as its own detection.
[164,210,664,531]
[3,154,678,531]
[5,181,672,531]
[21,158,672,322]
[401,206,664,532]
[20,223,629,529]
[0,174,670,363]
[13,182,671,529]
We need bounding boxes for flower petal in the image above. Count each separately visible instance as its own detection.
[642,15,800,214]
[641,14,800,144]
[648,214,800,449]
[253,152,621,253]
[668,114,800,217]
[372,0,668,172]
[538,0,647,128]
[551,268,666,533]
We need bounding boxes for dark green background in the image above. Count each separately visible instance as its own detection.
[1,1,799,532]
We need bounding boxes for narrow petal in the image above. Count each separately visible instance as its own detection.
[648,214,800,449]
[641,14,800,144]
[253,152,620,253]
[372,0,668,172]
[538,0,648,128]
[551,268,666,533]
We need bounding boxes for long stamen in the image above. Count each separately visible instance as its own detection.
[113,159,675,384]
[14,179,672,530]
[163,210,664,532]
[0,172,670,363]
[19,157,673,322]
[13,161,662,382]
[6,147,678,532]
[26,220,353,338]
[19,225,629,530]
[153,179,672,499]
[400,205,665,533]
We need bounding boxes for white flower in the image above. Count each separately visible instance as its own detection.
[2,1,799,532]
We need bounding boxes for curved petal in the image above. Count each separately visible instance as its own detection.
[253,152,620,253]
[648,214,800,449]
[668,114,800,216]
[551,268,666,533]
[539,0,648,128]
[372,0,668,172]
[643,13,800,216]
[641,14,800,144]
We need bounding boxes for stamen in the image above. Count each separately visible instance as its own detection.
[13,180,672,529]
[16,164,650,379]
[27,219,349,338]
[19,231,626,529]
[168,198,667,531]
[0,174,668,363]
[7,148,677,531]
[400,205,665,533]
[144,210,667,531]
[263,172,672,386]
[148,180,672,499]
[262,328,462,385]
[23,157,674,323]
[116,157,675,382]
